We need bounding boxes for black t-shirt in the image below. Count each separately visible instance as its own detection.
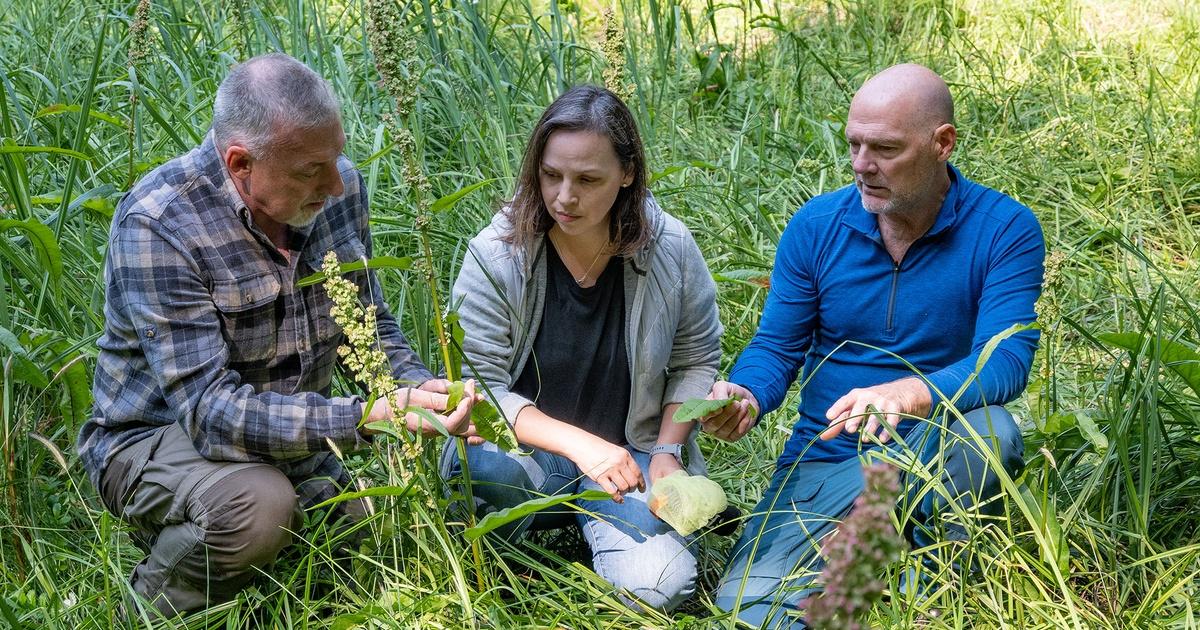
[511,242,631,445]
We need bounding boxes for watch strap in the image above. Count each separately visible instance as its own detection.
[650,443,684,465]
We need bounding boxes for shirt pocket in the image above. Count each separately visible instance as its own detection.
[212,271,281,363]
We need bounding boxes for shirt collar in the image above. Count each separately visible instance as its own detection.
[842,163,962,241]
[202,130,319,250]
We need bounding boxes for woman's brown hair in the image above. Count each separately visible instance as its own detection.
[504,85,650,256]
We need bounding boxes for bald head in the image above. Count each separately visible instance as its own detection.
[852,64,954,132]
[844,64,957,218]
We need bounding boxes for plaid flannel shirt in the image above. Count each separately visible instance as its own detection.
[77,132,433,506]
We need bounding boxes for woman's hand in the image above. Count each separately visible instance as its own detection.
[568,435,645,503]
[648,452,683,485]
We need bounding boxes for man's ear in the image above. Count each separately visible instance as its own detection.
[224,144,254,180]
[932,123,957,161]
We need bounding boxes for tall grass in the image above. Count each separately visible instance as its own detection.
[0,0,1198,627]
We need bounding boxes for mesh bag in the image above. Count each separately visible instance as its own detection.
[648,470,728,536]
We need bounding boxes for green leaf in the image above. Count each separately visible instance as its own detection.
[647,160,718,186]
[471,400,519,452]
[0,144,92,161]
[33,103,125,128]
[0,325,48,389]
[672,396,740,423]
[464,490,611,540]
[1040,412,1077,435]
[430,179,494,213]
[1018,485,1069,575]
[308,484,416,511]
[297,255,413,287]
[445,380,466,410]
[975,322,1039,374]
[0,218,63,283]
[1075,411,1108,453]
[1098,332,1200,399]
[405,405,450,438]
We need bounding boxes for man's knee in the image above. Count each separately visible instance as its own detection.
[953,405,1024,472]
[197,466,298,572]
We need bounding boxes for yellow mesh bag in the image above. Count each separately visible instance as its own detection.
[647,470,728,536]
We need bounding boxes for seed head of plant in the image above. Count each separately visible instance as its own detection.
[803,462,904,630]
[322,251,397,400]
[127,0,155,69]
[1035,249,1067,326]
[601,8,634,103]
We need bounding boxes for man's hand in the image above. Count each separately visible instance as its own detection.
[648,451,683,485]
[416,378,453,394]
[698,381,760,442]
[568,435,645,503]
[822,377,931,443]
[363,380,483,443]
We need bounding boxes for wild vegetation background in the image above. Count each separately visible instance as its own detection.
[0,0,1198,627]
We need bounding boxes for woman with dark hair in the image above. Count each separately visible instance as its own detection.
[442,85,721,611]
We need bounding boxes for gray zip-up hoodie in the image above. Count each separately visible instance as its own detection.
[451,196,722,472]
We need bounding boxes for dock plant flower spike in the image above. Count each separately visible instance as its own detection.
[803,462,904,629]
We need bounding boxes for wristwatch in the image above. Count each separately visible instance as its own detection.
[650,443,684,466]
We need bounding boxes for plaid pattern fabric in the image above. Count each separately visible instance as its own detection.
[77,132,433,505]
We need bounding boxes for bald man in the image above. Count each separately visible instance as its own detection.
[701,64,1044,627]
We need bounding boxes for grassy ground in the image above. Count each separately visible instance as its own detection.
[1,0,1199,627]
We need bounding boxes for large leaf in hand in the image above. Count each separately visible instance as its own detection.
[472,400,518,452]
[297,255,413,287]
[464,490,610,540]
[673,396,741,424]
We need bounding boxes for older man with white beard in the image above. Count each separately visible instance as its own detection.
[77,53,476,616]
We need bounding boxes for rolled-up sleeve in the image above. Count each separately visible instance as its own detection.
[110,213,369,463]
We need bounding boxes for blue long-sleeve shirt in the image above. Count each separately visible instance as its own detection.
[729,165,1044,465]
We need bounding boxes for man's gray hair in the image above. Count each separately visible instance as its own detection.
[212,53,341,159]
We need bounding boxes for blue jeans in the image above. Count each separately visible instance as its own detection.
[715,405,1025,629]
[441,443,698,611]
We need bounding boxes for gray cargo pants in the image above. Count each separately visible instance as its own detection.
[99,422,358,616]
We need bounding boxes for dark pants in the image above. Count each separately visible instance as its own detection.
[714,405,1026,629]
[100,423,304,616]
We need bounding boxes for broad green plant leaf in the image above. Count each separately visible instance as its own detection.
[471,400,518,452]
[0,325,48,389]
[297,255,413,287]
[445,380,466,410]
[430,179,494,213]
[1074,411,1108,453]
[1039,412,1077,436]
[1018,484,1070,575]
[1098,332,1200,398]
[0,218,63,283]
[673,396,741,423]
[45,341,91,427]
[464,490,611,540]
[309,484,416,511]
